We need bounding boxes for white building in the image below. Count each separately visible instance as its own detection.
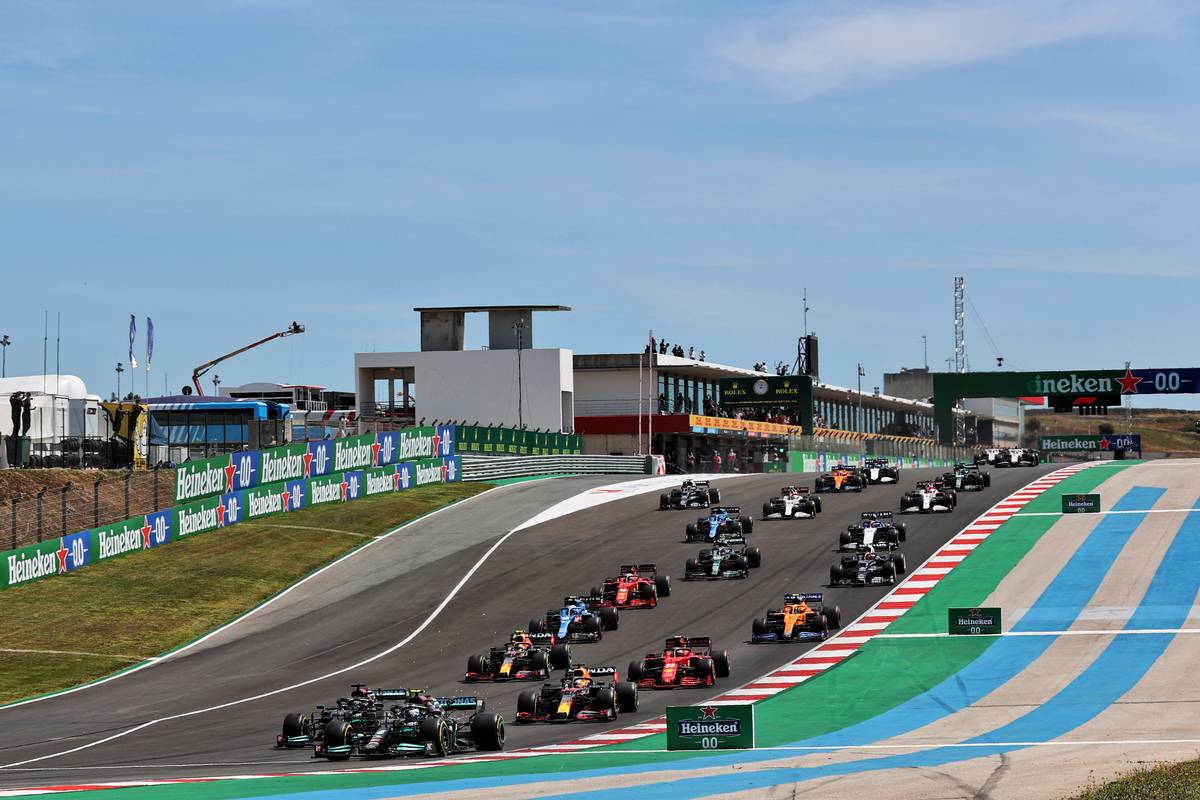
[354,306,574,432]
[0,374,104,451]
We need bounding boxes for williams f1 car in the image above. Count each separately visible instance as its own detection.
[627,636,731,689]
[900,481,956,514]
[530,596,619,643]
[685,506,753,542]
[683,542,761,580]
[830,545,907,587]
[862,458,900,485]
[590,564,670,609]
[660,479,719,510]
[751,593,842,642]
[515,665,638,723]
[465,630,571,682]
[839,511,906,551]
[815,465,867,493]
[311,689,505,760]
[762,486,822,519]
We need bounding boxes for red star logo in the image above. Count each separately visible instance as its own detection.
[303,450,313,477]
[56,545,70,573]
[216,501,227,527]
[1099,436,1110,450]
[141,521,153,549]
[340,479,348,501]
[224,457,237,491]
[393,471,401,490]
[441,462,447,481]
[371,441,381,466]
[1118,368,1143,394]
[281,488,290,511]
[700,705,718,719]
[431,431,441,456]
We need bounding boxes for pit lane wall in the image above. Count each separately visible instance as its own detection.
[0,428,461,591]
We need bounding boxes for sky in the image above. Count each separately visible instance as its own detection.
[3,0,1200,408]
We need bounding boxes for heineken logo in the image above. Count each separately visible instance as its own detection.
[176,460,227,503]
[399,431,435,459]
[178,503,219,537]
[1026,373,1115,396]
[248,490,283,518]
[677,719,743,736]
[7,548,57,586]
[262,448,305,483]
[311,479,342,504]
[335,439,373,471]
[99,524,144,560]
[416,462,442,486]
[367,470,395,495]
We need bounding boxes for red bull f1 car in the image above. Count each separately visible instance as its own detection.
[627,636,730,689]
[590,564,671,609]
[761,486,822,519]
[515,665,638,724]
[751,593,842,642]
[465,630,572,682]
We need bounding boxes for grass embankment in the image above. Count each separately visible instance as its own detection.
[1069,759,1200,799]
[0,482,488,705]
[1026,409,1200,456]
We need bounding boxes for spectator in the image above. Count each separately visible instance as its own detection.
[9,392,21,439]
[699,350,706,362]
[658,393,667,413]
[644,343,652,354]
[659,340,669,354]
[712,450,723,473]
[686,451,696,472]
[650,336,657,352]
[20,393,31,436]
[674,395,684,413]
[688,346,695,359]
[728,449,738,472]
[673,344,684,357]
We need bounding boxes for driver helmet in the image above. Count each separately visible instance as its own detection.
[863,545,875,557]
[403,706,423,720]
[351,686,370,698]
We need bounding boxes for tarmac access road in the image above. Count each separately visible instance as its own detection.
[0,465,1056,790]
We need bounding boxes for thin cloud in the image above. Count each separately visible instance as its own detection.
[721,0,1169,97]
[1046,108,1184,148]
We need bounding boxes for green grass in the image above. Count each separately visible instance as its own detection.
[0,482,488,705]
[1068,759,1200,799]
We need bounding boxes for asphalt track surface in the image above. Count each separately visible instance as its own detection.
[0,465,1055,791]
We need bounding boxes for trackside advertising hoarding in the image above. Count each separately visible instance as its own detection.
[666,704,755,750]
[454,425,581,456]
[0,455,461,591]
[1039,434,1141,452]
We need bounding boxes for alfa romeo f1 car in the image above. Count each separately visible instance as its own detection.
[683,542,762,580]
[685,507,753,542]
[815,465,867,493]
[530,596,619,643]
[311,689,505,760]
[590,564,671,609]
[762,486,822,519]
[627,636,731,688]
[839,511,907,551]
[465,630,571,682]
[862,458,900,485]
[660,479,719,510]
[830,545,907,587]
[900,481,956,514]
[751,593,842,642]
[515,665,638,723]
[997,448,1040,467]
[943,463,991,491]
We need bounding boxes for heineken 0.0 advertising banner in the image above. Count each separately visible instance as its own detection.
[948,607,1002,635]
[2,539,63,588]
[666,704,755,750]
[1039,434,1141,452]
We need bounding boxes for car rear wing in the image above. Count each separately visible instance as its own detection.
[373,688,411,700]
[711,506,741,514]
[861,511,893,519]
[620,563,657,576]
[579,595,605,608]
[694,480,711,488]
[582,665,619,678]
[784,592,823,603]
[528,632,555,644]
[664,635,712,651]
[436,695,483,711]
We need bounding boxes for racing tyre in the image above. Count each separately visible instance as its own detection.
[740,516,754,534]
[596,686,618,720]
[885,562,898,585]
[839,530,852,548]
[530,649,550,674]
[660,493,670,509]
[815,614,829,639]
[282,712,309,742]
[896,523,907,541]
[762,502,771,520]
[729,556,748,574]
[585,614,603,637]
[710,489,721,504]
[600,606,620,631]
[685,523,699,541]
[529,618,546,635]
[639,582,656,601]
[471,712,505,751]
[685,557,700,578]
[712,650,731,678]
[813,497,822,513]
[830,564,843,585]
[550,643,572,670]
[824,605,842,629]
[615,681,639,713]
[322,720,352,760]
[516,690,539,722]
[891,552,907,575]
[627,660,645,683]
[466,654,486,677]
[983,473,992,487]
[696,657,715,684]
[654,573,671,597]
[419,718,451,757]
[745,547,762,569]
[590,586,602,599]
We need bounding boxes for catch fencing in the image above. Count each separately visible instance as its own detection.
[460,454,645,481]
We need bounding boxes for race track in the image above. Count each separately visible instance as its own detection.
[0,465,1054,792]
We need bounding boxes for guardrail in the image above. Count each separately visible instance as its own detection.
[461,454,646,481]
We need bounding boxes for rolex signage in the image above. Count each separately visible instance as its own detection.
[667,704,754,750]
[719,376,812,405]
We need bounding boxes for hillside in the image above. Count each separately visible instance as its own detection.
[1025,408,1200,456]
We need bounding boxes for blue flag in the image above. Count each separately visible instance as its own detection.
[146,317,154,371]
[128,315,138,369]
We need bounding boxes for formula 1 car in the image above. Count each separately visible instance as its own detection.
[830,545,907,587]
[862,458,900,485]
[900,481,956,514]
[839,511,907,551]
[975,448,1004,466]
[685,506,753,542]
[465,630,572,682]
[278,684,380,750]
[530,596,619,643]
[313,689,505,760]
[997,448,1040,467]
[943,463,991,491]
[750,593,842,642]
[683,542,762,580]
[627,636,731,689]
[660,479,720,510]
[762,486,822,519]
[815,465,867,493]
[590,564,671,609]
[515,665,638,724]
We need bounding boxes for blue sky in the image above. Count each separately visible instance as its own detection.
[3,0,1199,407]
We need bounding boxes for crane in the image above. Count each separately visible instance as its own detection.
[190,322,305,396]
